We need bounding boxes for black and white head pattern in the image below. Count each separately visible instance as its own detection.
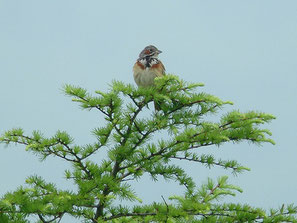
[138,45,162,68]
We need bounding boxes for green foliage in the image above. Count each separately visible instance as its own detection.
[1,75,295,222]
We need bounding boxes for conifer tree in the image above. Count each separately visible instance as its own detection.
[0,75,296,222]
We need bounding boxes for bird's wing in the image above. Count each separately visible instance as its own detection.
[152,62,166,77]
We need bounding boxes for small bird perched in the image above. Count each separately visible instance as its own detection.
[133,45,166,110]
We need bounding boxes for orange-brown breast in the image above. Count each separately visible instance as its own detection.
[136,61,145,70]
[151,62,166,77]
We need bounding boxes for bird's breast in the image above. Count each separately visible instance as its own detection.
[133,67,158,87]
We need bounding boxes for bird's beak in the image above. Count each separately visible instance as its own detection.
[158,50,162,54]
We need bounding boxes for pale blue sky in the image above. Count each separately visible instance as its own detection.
[1,0,297,220]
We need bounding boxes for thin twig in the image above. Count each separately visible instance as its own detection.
[161,195,169,223]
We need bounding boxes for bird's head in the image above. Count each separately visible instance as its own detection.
[139,45,162,59]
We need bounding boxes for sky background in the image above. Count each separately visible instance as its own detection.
[0,0,297,222]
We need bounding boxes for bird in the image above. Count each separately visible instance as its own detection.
[133,45,166,110]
